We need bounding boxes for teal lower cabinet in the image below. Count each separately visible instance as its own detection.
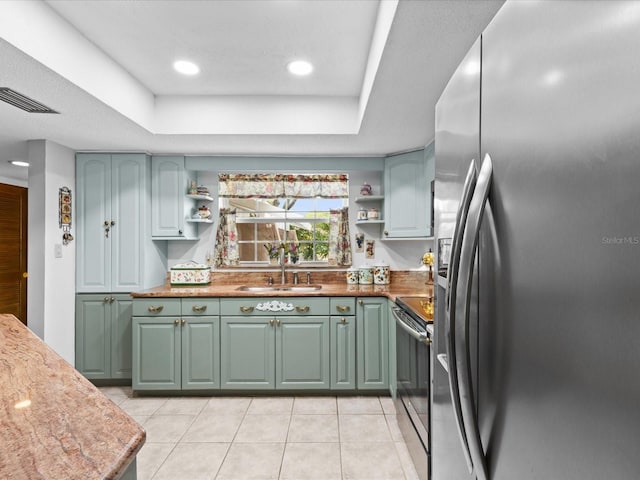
[220,317,276,390]
[75,293,133,380]
[220,315,330,390]
[330,315,356,390]
[356,297,389,390]
[132,298,220,391]
[277,317,330,389]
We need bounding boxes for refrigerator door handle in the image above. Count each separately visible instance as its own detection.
[455,153,493,480]
[445,159,477,473]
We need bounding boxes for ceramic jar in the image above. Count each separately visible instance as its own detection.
[346,267,359,284]
[367,208,379,220]
[358,265,374,285]
[357,208,368,221]
[360,182,372,196]
[374,262,390,285]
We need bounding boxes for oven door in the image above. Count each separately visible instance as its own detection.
[392,306,431,480]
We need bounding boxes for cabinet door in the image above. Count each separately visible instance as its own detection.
[132,317,181,390]
[182,316,219,389]
[384,150,430,238]
[356,298,389,390]
[76,154,111,292]
[276,316,330,390]
[111,154,147,291]
[330,315,356,390]
[220,317,275,389]
[111,294,133,379]
[75,294,111,379]
[151,156,186,237]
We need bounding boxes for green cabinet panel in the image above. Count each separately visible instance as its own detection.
[75,295,110,379]
[76,294,133,380]
[151,156,197,239]
[330,315,356,390]
[276,317,330,389]
[356,298,389,390]
[383,148,431,238]
[182,317,219,389]
[132,317,181,390]
[220,317,275,389]
[220,297,329,316]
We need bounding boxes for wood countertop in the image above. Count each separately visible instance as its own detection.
[0,314,145,480]
[131,270,434,302]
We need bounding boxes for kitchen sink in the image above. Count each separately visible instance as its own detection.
[236,285,322,292]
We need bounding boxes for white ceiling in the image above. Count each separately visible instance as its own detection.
[0,0,504,183]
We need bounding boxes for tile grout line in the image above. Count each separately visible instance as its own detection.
[213,396,253,480]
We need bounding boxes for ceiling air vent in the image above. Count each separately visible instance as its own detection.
[0,88,59,114]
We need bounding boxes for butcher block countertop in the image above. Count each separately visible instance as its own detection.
[0,314,145,480]
[131,270,434,302]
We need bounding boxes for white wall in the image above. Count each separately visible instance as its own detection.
[27,140,75,364]
[167,169,432,271]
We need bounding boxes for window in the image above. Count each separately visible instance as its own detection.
[215,174,351,266]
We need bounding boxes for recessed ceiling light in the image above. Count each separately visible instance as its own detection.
[9,160,29,167]
[287,60,313,76]
[173,60,200,76]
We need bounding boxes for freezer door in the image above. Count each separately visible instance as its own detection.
[480,2,640,479]
[433,36,482,480]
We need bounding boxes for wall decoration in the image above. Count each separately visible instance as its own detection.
[355,233,364,252]
[58,186,73,245]
[365,239,375,259]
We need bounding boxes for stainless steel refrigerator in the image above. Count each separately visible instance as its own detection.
[433,1,640,479]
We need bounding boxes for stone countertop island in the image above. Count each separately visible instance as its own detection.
[0,314,145,480]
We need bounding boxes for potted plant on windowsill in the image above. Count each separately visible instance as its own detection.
[264,243,280,264]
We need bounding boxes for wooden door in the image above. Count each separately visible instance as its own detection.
[0,183,27,324]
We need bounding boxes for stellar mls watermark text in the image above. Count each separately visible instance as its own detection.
[601,235,640,245]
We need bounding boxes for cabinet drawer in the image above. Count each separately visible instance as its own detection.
[133,298,181,316]
[181,298,220,316]
[330,297,356,315]
[220,297,329,316]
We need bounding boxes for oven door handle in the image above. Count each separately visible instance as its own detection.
[391,307,430,346]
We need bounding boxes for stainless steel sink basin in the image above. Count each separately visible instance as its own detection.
[236,285,322,292]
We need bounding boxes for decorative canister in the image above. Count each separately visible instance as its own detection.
[373,262,390,285]
[346,267,359,284]
[367,208,379,220]
[357,208,368,221]
[360,182,372,196]
[358,265,374,285]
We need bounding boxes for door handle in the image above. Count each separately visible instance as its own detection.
[295,305,309,313]
[445,159,477,474]
[455,153,492,480]
[336,305,350,313]
[240,306,254,313]
[192,305,207,312]
[148,305,164,313]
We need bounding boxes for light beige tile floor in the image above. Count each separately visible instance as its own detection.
[100,387,420,480]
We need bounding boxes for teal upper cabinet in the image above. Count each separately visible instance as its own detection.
[151,156,198,240]
[383,145,433,238]
[76,153,166,293]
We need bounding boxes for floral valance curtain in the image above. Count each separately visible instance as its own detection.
[219,174,349,199]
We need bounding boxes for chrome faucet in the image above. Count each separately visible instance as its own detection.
[279,246,286,284]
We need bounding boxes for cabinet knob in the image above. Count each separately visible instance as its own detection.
[178,229,183,235]
[358,299,364,306]
[110,296,115,303]
[110,220,115,226]
[276,319,281,327]
[383,230,389,236]
[341,317,347,324]
[148,305,164,313]
[295,305,310,313]
[269,319,274,326]
[181,319,186,325]
[104,296,110,303]
[174,319,179,325]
